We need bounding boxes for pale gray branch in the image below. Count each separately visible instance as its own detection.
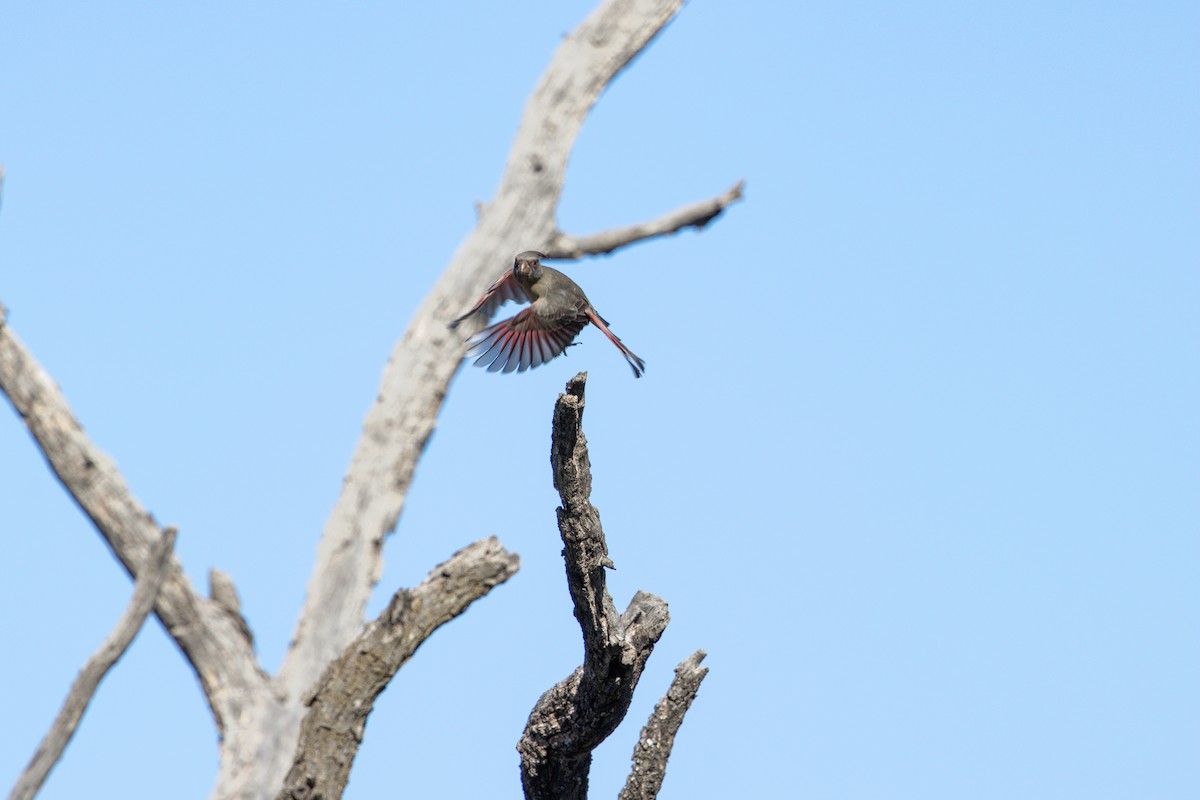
[209,568,254,646]
[276,538,519,800]
[281,0,693,699]
[0,311,268,743]
[269,4,711,794]
[618,649,709,800]
[545,180,745,259]
[517,373,672,800]
[2,1,735,797]
[258,6,739,795]
[9,528,177,800]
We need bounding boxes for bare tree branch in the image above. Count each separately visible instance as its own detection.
[265,2,734,794]
[276,538,519,800]
[618,650,709,800]
[545,181,745,259]
[281,0,693,694]
[517,373,672,800]
[9,527,177,800]
[0,311,269,743]
[3,2,736,796]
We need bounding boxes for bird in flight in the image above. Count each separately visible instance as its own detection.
[449,251,645,378]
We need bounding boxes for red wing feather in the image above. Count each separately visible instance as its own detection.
[447,271,531,329]
[464,308,587,374]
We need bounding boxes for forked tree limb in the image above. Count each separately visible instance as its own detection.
[259,1,738,793]
[279,0,717,706]
[1,1,736,796]
[517,374,673,800]
[0,310,268,739]
[618,650,709,800]
[9,528,177,800]
[268,4,738,794]
[276,538,519,800]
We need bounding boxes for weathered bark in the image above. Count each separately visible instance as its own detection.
[0,1,737,797]
[8,528,176,800]
[253,0,738,794]
[278,0,729,714]
[277,538,519,800]
[517,374,676,800]
[618,650,709,800]
[0,308,269,741]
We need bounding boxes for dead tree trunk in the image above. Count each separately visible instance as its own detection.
[517,374,708,800]
[0,1,740,798]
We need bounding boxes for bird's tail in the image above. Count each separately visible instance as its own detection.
[585,309,646,378]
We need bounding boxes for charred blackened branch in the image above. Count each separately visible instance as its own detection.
[2,0,734,796]
[518,373,696,800]
[618,649,709,800]
[277,538,519,800]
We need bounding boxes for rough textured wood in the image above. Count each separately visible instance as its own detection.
[262,1,737,795]
[276,538,519,800]
[618,650,709,800]
[1,1,739,797]
[9,528,177,800]
[517,374,672,800]
[280,0,699,702]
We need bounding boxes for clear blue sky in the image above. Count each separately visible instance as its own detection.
[2,2,1197,798]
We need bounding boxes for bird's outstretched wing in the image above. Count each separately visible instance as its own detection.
[448,271,530,329]
[464,308,587,373]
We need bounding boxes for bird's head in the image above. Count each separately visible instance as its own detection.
[513,250,547,282]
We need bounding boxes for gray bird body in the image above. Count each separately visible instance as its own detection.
[449,251,645,377]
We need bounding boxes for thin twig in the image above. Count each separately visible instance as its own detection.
[9,528,178,800]
[545,181,745,259]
